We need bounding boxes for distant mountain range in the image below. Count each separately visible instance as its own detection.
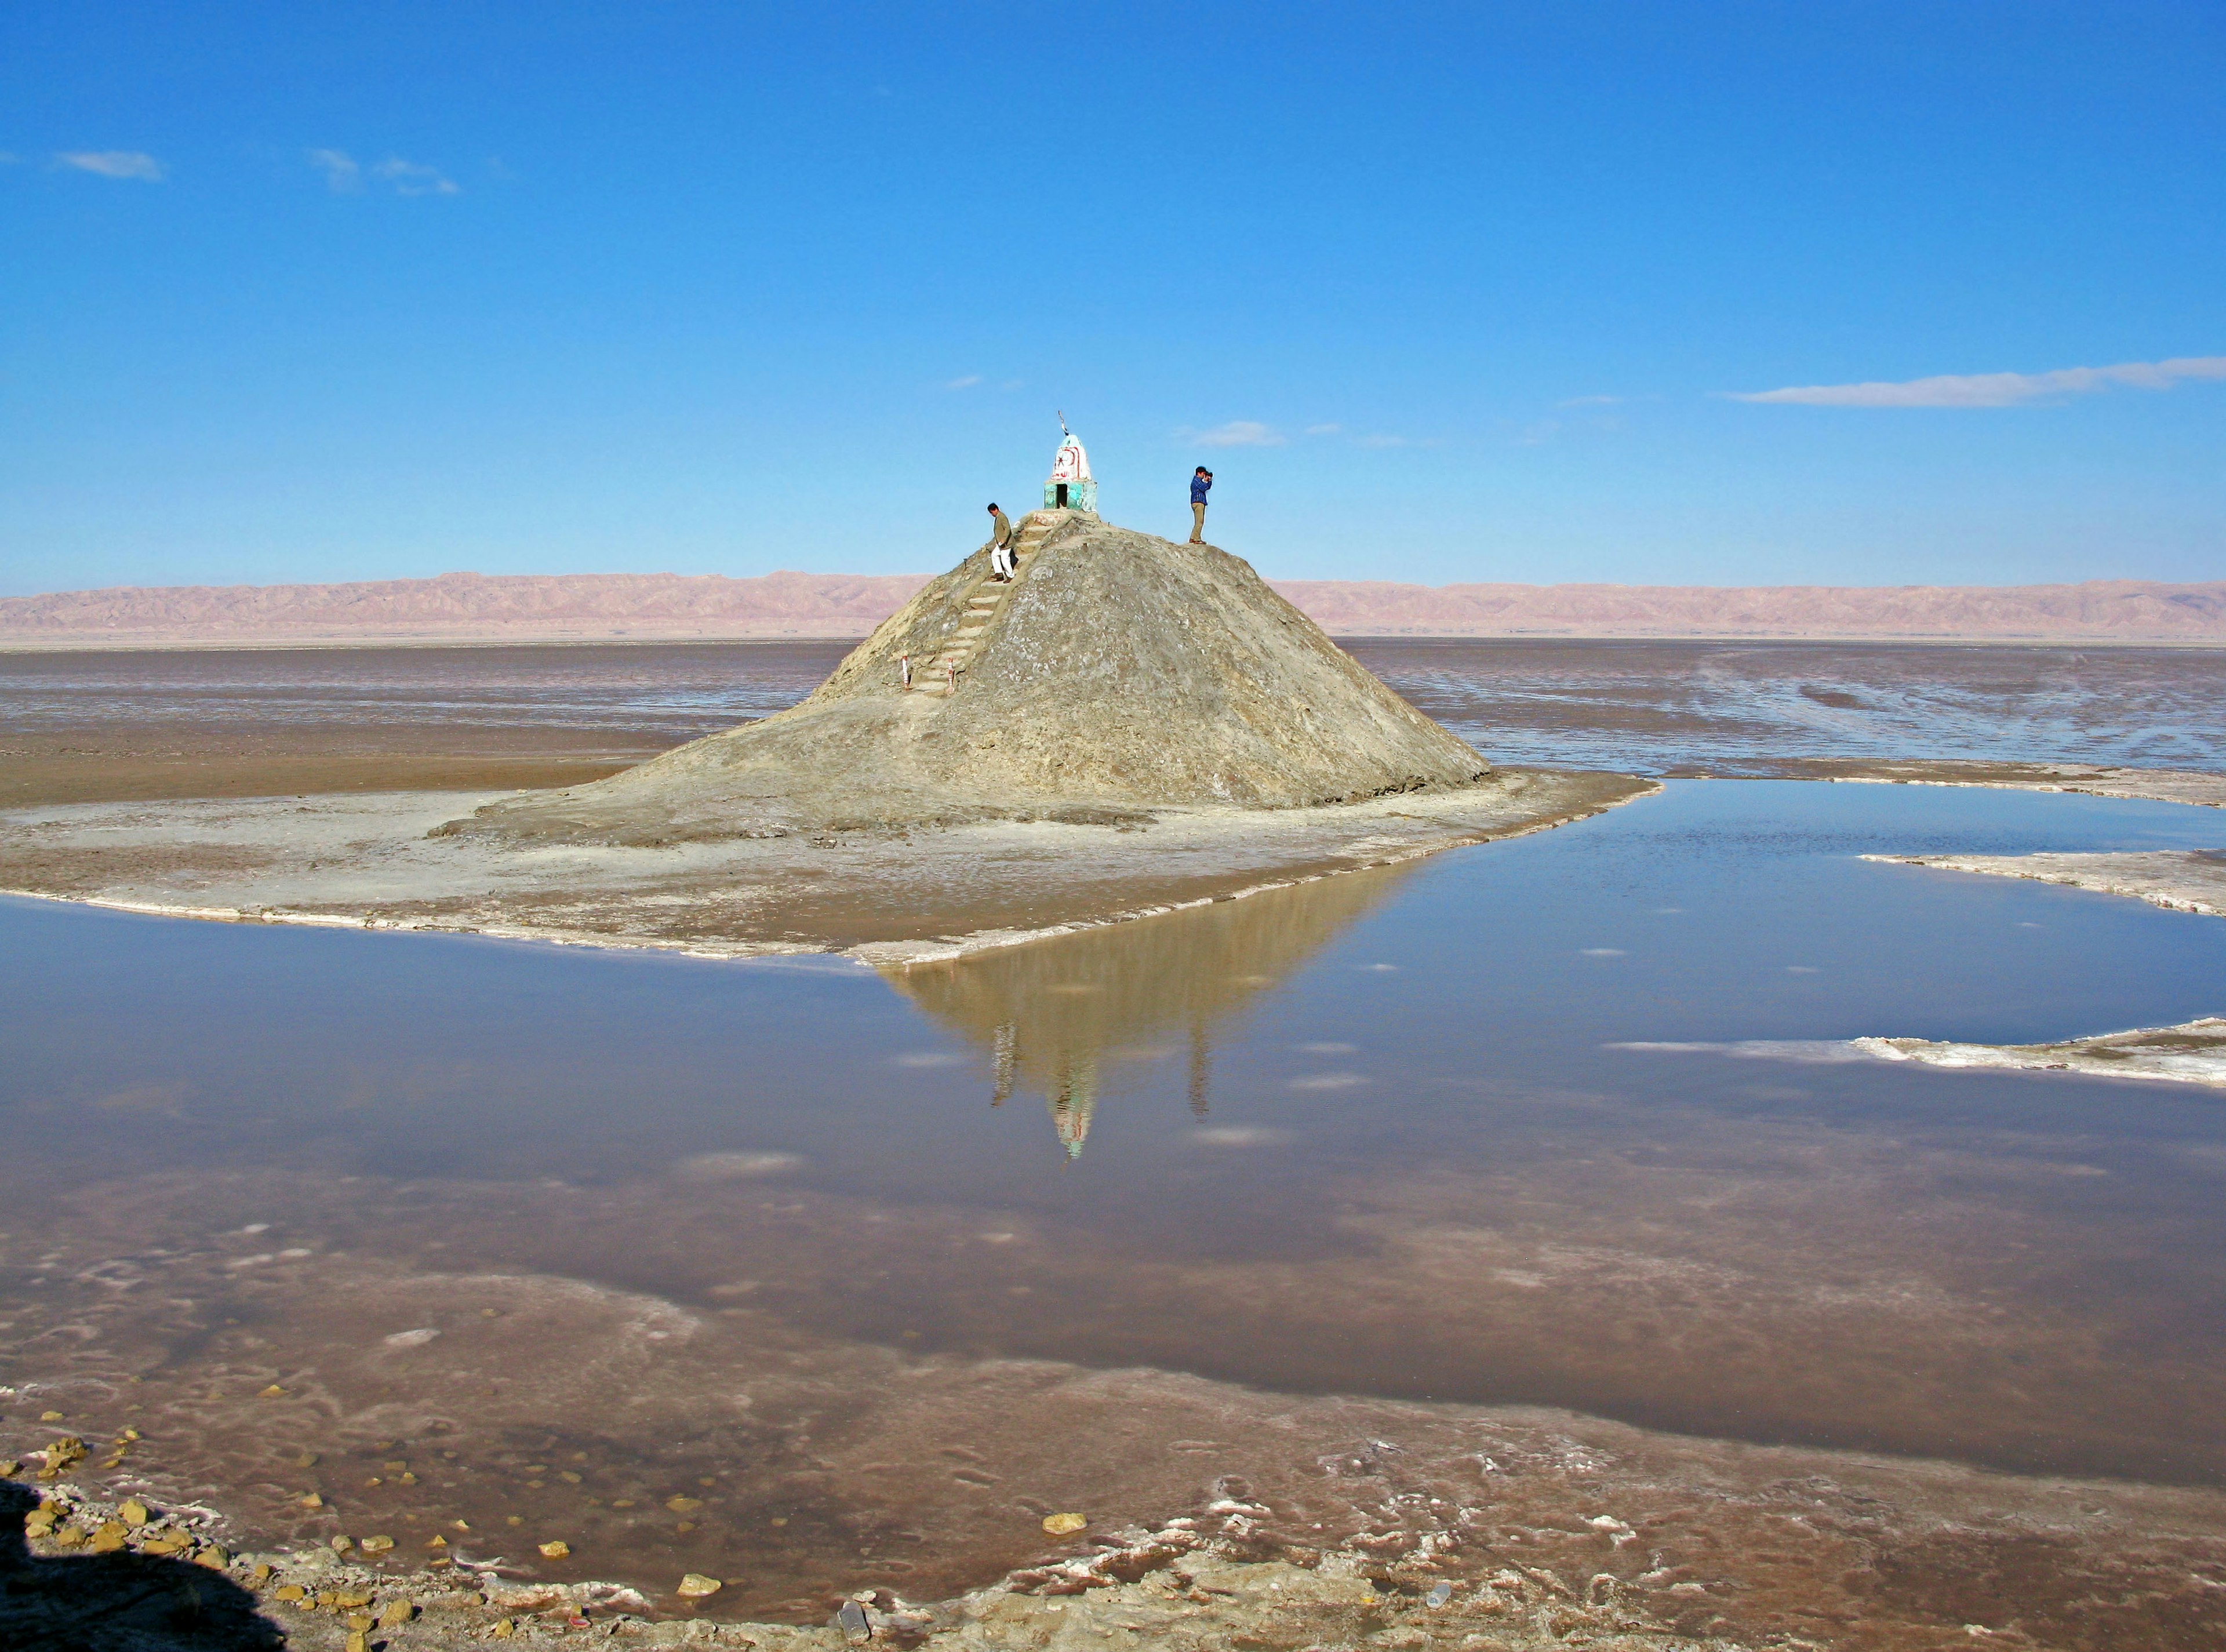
[3,570,2222,646]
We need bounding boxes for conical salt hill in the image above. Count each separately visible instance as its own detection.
[444,511,1487,845]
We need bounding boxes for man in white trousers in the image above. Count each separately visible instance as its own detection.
[987,503,1016,580]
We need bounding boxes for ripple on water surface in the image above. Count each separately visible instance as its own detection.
[5,780,2226,1617]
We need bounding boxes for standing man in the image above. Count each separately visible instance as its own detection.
[1188,467,1213,543]
[987,503,1015,580]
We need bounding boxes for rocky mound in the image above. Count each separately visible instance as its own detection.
[441,514,1487,845]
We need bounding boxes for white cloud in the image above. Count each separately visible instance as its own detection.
[0,152,21,166]
[314,151,461,197]
[945,374,983,390]
[370,157,459,196]
[1304,422,1343,436]
[308,148,361,191]
[57,150,163,181]
[1191,420,1285,447]
[1732,355,2226,408]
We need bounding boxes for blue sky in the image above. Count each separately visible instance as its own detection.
[3,1,2221,594]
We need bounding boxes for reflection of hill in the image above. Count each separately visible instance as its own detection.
[881,863,1414,1157]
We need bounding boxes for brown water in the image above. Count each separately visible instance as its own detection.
[5,778,2226,1626]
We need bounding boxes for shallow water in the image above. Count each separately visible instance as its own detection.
[1355,637,2226,773]
[7,638,2223,774]
[5,781,2226,1613]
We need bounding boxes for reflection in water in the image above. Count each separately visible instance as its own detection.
[882,864,1416,1157]
[7,783,2226,1630]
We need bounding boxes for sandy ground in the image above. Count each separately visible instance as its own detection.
[0,770,1653,961]
[0,730,652,809]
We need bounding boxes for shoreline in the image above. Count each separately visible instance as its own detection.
[0,772,1658,963]
[6,762,2220,965]
[16,1360,2226,1651]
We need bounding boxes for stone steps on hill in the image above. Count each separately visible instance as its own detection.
[919,512,1067,693]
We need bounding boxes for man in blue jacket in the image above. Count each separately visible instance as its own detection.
[1189,467,1212,543]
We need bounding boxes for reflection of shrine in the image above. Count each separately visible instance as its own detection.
[880,861,1413,1159]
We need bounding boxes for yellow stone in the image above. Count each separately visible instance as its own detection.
[664,1495,702,1513]
[491,1619,516,1639]
[0,1460,17,1476]
[39,1410,63,1422]
[119,1499,151,1527]
[359,1534,395,1553]
[299,1493,323,1509]
[273,1584,307,1601]
[539,1540,570,1559]
[345,1635,369,1652]
[196,1546,230,1569]
[121,1428,141,1442]
[377,1601,415,1628]
[1042,1512,1087,1535]
[559,1471,582,1484]
[259,1385,286,1399]
[676,1573,722,1599]
[425,1534,448,1548]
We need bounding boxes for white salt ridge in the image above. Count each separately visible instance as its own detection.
[1615,1020,2226,1090]
[1864,849,2226,918]
[1611,1040,1876,1064]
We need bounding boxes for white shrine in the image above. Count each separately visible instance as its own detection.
[1043,413,1097,514]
